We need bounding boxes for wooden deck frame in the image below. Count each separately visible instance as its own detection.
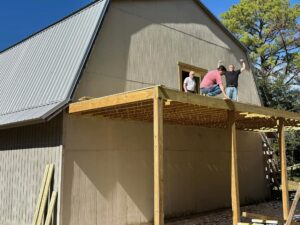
[69,86,300,125]
[68,86,300,225]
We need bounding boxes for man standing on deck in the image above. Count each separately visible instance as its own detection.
[183,71,196,93]
[224,59,246,101]
[200,65,229,99]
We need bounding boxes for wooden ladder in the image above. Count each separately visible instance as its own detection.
[261,134,281,193]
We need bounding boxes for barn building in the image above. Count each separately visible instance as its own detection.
[2,1,295,225]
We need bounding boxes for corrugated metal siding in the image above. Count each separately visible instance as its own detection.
[0,115,63,225]
[0,0,109,127]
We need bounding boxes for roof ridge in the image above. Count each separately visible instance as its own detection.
[0,0,104,55]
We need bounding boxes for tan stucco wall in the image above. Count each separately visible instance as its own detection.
[74,0,261,105]
[61,115,269,225]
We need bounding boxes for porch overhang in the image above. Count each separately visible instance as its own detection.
[68,85,300,225]
[68,86,300,132]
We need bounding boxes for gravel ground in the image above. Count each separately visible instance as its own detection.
[166,201,300,225]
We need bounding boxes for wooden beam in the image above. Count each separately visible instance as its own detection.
[242,212,284,222]
[159,87,300,121]
[278,118,289,220]
[32,164,50,225]
[286,184,300,225]
[36,164,54,225]
[44,191,58,225]
[69,87,155,114]
[153,92,164,225]
[228,111,240,225]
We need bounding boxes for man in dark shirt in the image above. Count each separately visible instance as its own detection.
[224,59,246,101]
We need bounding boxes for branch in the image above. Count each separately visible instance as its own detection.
[285,74,298,85]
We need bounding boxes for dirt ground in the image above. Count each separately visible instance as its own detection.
[166,201,300,225]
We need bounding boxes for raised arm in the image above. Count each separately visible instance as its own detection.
[240,59,246,72]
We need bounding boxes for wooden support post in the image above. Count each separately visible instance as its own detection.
[286,184,300,225]
[153,95,164,225]
[278,118,289,220]
[228,111,240,225]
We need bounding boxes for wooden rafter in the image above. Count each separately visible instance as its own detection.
[69,86,300,131]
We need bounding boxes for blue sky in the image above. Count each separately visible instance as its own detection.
[0,0,299,52]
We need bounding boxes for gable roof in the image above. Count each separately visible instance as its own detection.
[0,0,110,128]
[0,0,247,129]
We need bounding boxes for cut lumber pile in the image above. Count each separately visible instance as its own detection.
[31,164,57,225]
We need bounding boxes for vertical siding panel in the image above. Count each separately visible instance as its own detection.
[0,115,63,225]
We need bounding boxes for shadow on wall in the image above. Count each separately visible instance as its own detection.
[62,118,154,225]
[75,0,245,99]
[61,116,268,225]
[0,114,62,150]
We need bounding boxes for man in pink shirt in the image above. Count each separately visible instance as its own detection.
[200,65,229,99]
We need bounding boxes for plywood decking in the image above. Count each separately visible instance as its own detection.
[69,86,300,132]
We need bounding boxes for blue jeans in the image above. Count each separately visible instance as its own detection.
[226,87,238,101]
[200,84,221,96]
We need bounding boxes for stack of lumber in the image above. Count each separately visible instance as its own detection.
[238,219,278,224]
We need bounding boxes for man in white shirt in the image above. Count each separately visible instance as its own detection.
[183,71,196,93]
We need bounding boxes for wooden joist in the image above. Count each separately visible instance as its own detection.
[159,87,300,121]
[68,86,300,132]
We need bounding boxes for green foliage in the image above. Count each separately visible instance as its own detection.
[272,131,300,166]
[221,0,300,110]
[221,0,300,167]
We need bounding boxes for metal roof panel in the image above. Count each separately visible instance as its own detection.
[0,0,109,127]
